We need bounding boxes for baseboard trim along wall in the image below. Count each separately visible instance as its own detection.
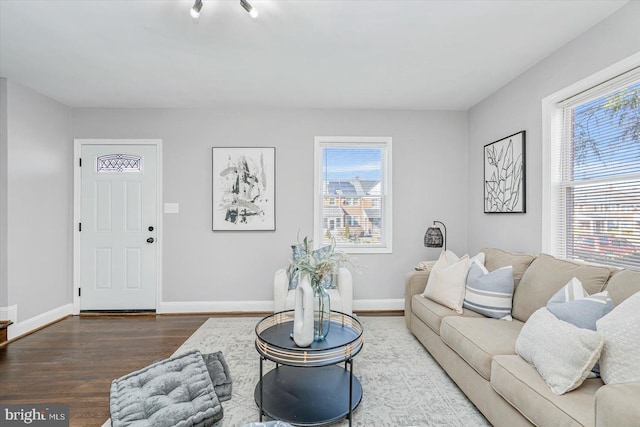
[0,304,18,323]
[158,298,404,314]
[353,299,404,311]
[159,300,274,314]
[8,304,74,340]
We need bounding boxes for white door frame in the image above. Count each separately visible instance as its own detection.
[73,139,163,314]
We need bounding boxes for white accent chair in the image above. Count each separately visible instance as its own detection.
[273,267,353,315]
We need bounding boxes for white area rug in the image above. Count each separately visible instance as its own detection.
[170,316,490,426]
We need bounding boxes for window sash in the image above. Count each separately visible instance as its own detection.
[313,137,392,254]
[551,67,640,268]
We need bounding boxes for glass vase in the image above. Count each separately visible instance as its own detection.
[313,282,331,341]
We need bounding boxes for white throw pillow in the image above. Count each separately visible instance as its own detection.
[424,251,470,314]
[596,291,640,385]
[515,308,604,395]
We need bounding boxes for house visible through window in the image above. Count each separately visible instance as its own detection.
[314,136,392,253]
[547,67,640,269]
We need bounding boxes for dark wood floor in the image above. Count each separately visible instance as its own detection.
[0,315,213,426]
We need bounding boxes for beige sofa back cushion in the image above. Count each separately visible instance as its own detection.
[512,254,612,322]
[480,247,536,287]
[604,269,640,306]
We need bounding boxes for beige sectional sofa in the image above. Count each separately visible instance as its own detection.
[404,248,640,427]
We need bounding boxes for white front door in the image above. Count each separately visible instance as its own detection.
[79,143,158,310]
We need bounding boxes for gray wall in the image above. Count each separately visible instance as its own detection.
[0,79,8,308]
[5,1,639,322]
[6,80,72,321]
[466,1,640,255]
[71,108,468,303]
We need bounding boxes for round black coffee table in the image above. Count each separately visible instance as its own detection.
[254,310,364,426]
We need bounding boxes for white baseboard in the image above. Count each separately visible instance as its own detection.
[158,298,404,314]
[353,298,404,311]
[8,304,74,340]
[0,304,18,323]
[158,300,274,314]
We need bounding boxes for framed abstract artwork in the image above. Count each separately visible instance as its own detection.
[484,131,526,213]
[212,147,276,230]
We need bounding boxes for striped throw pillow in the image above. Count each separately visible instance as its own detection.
[546,277,614,331]
[546,277,614,378]
[463,260,514,320]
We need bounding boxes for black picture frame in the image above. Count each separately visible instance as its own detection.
[484,131,526,213]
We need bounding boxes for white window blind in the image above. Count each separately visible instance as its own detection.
[314,137,392,254]
[552,67,640,268]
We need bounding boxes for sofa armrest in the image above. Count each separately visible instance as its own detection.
[404,270,431,328]
[595,381,640,426]
[335,267,353,315]
[273,268,289,313]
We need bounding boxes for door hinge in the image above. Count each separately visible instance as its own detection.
[79,222,82,232]
[78,288,81,297]
[79,158,82,167]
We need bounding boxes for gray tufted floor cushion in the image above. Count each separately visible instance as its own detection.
[110,350,223,427]
[201,351,232,402]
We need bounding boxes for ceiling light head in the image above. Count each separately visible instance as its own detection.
[190,0,203,19]
[240,0,258,19]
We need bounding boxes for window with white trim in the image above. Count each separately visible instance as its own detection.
[547,67,640,268]
[314,136,392,253]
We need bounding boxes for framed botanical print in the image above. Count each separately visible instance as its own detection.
[484,131,526,213]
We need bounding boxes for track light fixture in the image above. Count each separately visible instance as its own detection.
[240,0,259,18]
[190,0,203,19]
[189,0,259,20]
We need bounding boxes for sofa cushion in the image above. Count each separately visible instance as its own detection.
[595,381,640,426]
[440,316,524,380]
[411,294,483,336]
[480,247,535,287]
[491,355,603,427]
[603,269,640,305]
[512,254,612,322]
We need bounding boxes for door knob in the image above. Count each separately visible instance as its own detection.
[147,237,155,244]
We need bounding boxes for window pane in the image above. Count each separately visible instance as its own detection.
[559,76,640,269]
[318,145,388,250]
[566,180,640,269]
[572,81,640,181]
[322,147,383,246]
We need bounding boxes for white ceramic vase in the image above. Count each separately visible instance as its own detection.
[293,273,314,347]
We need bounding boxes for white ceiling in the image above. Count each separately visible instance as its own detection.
[0,0,629,110]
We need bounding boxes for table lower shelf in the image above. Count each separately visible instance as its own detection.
[254,364,363,426]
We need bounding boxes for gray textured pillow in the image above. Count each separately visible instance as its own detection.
[547,277,614,331]
[201,351,232,401]
[110,350,223,427]
[464,261,514,320]
[515,308,604,395]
